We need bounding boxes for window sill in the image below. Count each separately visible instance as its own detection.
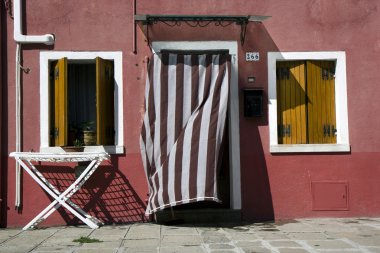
[40,146,125,154]
[270,144,351,153]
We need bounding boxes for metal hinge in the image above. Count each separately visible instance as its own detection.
[105,67,111,80]
[322,68,335,80]
[323,124,337,136]
[276,67,290,80]
[53,128,59,138]
[55,68,59,80]
[278,124,291,137]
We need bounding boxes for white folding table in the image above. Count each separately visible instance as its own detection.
[9,152,110,230]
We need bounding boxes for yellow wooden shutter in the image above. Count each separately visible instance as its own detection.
[276,61,307,144]
[307,61,336,144]
[52,58,68,146]
[325,61,337,144]
[96,57,115,145]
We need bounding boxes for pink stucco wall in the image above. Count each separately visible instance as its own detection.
[1,0,380,227]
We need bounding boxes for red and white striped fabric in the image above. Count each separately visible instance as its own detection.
[140,52,230,214]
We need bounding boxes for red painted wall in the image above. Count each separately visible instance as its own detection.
[2,0,380,227]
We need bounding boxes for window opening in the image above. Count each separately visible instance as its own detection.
[68,63,97,146]
[276,60,336,145]
[49,58,115,147]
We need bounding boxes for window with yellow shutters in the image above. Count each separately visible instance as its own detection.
[40,51,123,154]
[49,57,115,147]
[268,51,349,153]
[276,60,336,145]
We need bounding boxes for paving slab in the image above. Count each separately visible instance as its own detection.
[88,234,124,242]
[287,232,329,240]
[160,246,206,253]
[30,246,73,252]
[276,249,309,253]
[124,224,160,239]
[256,231,290,240]
[234,240,262,248]
[229,232,259,241]
[202,234,231,244]
[0,229,23,242]
[307,239,355,249]
[1,245,39,253]
[268,240,302,248]
[161,234,203,247]
[90,226,128,238]
[80,241,121,248]
[73,248,118,253]
[119,248,157,253]
[346,235,380,247]
[240,246,271,253]
[162,226,199,235]
[0,218,380,252]
[365,247,380,253]
[123,238,159,248]
[207,243,235,249]
[40,237,82,247]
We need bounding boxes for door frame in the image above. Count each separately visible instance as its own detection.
[151,41,241,210]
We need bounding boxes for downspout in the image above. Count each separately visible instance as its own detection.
[13,0,55,207]
[0,2,3,219]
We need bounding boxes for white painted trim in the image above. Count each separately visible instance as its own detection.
[270,144,350,153]
[40,146,124,154]
[268,51,350,153]
[152,41,241,210]
[40,51,124,154]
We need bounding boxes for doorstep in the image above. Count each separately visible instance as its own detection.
[154,208,241,224]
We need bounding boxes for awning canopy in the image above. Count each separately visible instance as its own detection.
[134,14,271,24]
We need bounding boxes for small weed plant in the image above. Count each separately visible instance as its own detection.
[73,236,103,243]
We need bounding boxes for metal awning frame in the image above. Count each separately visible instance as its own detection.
[134,14,271,46]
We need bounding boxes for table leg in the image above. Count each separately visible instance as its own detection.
[17,159,102,230]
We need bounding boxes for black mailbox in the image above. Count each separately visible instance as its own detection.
[242,88,264,117]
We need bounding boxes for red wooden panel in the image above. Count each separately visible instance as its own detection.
[311,181,349,211]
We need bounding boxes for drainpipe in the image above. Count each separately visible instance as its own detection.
[0,2,3,217]
[13,0,55,207]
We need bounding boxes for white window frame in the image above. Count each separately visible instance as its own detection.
[152,41,242,210]
[268,51,350,153]
[40,51,124,154]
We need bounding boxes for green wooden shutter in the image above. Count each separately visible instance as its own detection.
[51,58,68,147]
[276,61,307,144]
[96,57,115,145]
[307,60,336,144]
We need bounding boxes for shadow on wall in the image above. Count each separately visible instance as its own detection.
[37,165,147,225]
[239,23,281,222]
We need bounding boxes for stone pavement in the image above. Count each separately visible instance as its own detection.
[0,218,380,253]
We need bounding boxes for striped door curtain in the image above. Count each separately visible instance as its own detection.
[140,51,231,215]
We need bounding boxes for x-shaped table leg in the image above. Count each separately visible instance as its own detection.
[17,159,103,230]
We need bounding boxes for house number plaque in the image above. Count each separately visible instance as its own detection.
[246,52,260,61]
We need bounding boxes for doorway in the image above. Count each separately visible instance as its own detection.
[151,41,241,210]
